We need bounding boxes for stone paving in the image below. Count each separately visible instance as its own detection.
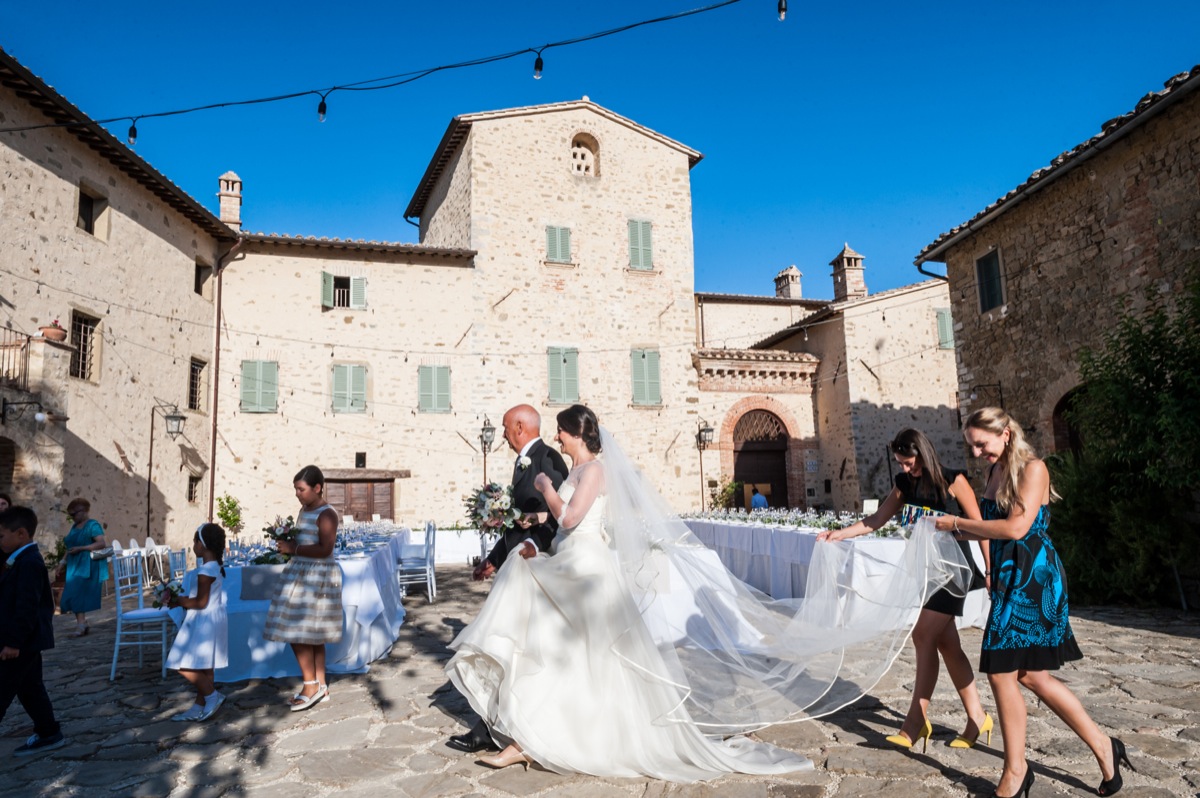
[2,565,1198,797]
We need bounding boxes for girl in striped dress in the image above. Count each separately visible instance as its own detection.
[263,465,343,711]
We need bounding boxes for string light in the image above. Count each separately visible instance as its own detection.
[533,50,544,80]
[778,0,787,22]
[127,118,138,146]
[317,94,328,123]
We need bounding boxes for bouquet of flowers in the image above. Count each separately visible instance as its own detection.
[152,579,183,608]
[464,482,523,533]
[262,515,297,543]
[251,551,289,565]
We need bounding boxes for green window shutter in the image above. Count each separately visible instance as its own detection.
[349,365,367,412]
[349,276,367,309]
[321,271,334,309]
[434,365,451,412]
[332,364,350,412]
[631,349,646,404]
[645,349,661,404]
[936,308,955,349]
[547,226,571,263]
[418,366,434,412]
[629,220,652,270]
[260,361,279,412]
[547,347,564,403]
[240,360,259,412]
[563,348,579,402]
[559,227,571,263]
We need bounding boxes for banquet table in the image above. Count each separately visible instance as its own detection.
[683,519,989,628]
[172,532,409,682]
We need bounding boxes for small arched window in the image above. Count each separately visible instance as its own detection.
[571,133,600,178]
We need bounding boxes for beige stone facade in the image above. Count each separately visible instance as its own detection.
[916,65,1200,459]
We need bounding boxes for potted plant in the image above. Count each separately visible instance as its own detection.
[43,538,67,608]
[38,319,68,342]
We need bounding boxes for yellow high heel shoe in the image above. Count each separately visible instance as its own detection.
[886,718,933,752]
[478,746,531,771]
[950,713,994,749]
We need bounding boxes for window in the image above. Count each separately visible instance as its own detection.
[418,365,451,413]
[188,359,207,412]
[630,349,661,406]
[546,226,572,264]
[936,308,955,349]
[76,185,109,240]
[194,260,213,300]
[628,219,653,270]
[321,272,367,309]
[570,133,600,177]
[240,360,279,413]
[332,364,368,413]
[976,250,1004,312]
[547,347,579,404]
[69,312,100,381]
[187,476,202,504]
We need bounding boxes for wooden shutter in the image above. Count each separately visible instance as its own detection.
[629,220,652,270]
[350,276,367,309]
[332,364,350,412]
[434,365,451,411]
[547,226,571,263]
[321,271,334,308]
[349,365,367,411]
[548,347,564,402]
[240,360,278,412]
[418,365,434,411]
[645,349,661,404]
[563,348,579,402]
[631,349,646,404]
[240,360,259,411]
[936,308,955,349]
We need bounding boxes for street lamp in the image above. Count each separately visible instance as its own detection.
[1,399,48,425]
[969,382,1005,410]
[147,400,186,538]
[696,420,714,511]
[479,416,496,483]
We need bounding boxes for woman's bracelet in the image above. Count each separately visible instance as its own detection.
[952,516,960,533]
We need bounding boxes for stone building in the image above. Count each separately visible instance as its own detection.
[914,65,1200,454]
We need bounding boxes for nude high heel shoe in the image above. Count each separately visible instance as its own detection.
[478,746,531,770]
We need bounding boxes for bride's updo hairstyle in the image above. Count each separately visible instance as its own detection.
[557,404,603,454]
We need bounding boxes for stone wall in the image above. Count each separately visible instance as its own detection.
[1,82,223,548]
[695,297,815,350]
[939,91,1200,456]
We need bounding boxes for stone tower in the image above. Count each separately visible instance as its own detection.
[218,171,242,231]
[830,243,867,302]
[774,265,803,298]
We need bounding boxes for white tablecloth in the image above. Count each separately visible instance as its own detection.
[172,533,408,682]
[684,520,989,628]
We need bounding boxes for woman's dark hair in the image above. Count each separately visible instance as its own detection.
[890,428,950,503]
[556,405,602,454]
[293,465,325,492]
[195,522,227,576]
[66,497,91,513]
[0,492,11,506]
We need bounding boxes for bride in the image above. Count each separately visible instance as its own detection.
[446,404,971,781]
[446,405,812,780]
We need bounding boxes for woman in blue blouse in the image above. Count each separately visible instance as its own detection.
[59,498,108,638]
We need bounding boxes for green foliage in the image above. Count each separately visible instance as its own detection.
[1049,269,1200,606]
[709,477,744,509]
[43,537,67,572]
[216,494,244,537]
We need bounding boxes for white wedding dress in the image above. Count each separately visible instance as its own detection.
[446,462,813,781]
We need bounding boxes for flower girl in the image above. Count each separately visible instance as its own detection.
[165,523,229,722]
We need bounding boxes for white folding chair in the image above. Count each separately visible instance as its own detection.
[109,554,172,680]
[372,513,382,522]
[168,548,188,581]
[397,521,437,602]
[343,514,354,524]
[143,537,169,582]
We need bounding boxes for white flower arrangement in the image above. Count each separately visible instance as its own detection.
[518,455,532,470]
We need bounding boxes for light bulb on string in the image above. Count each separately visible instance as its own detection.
[533,51,544,80]
[778,0,787,21]
[317,95,328,123]
[127,118,138,146]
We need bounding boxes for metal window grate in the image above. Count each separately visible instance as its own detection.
[187,476,201,503]
[69,313,99,380]
[188,359,205,411]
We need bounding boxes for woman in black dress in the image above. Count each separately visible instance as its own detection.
[935,408,1130,798]
[818,428,991,751]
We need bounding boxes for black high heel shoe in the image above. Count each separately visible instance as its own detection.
[1097,736,1134,796]
[991,767,1034,798]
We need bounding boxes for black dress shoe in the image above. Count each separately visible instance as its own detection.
[446,732,498,753]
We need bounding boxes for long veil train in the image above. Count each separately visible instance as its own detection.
[600,426,973,733]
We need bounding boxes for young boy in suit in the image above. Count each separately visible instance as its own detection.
[0,506,65,756]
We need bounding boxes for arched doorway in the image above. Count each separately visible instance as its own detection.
[732,410,789,509]
[1051,387,1085,455]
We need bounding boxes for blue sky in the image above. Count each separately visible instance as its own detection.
[2,1,1197,298]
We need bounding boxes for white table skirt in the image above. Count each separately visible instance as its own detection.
[684,520,989,628]
[171,533,408,683]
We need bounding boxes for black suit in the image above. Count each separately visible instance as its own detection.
[0,544,60,737]
[485,439,569,571]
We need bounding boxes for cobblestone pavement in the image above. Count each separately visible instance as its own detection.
[2,565,1197,797]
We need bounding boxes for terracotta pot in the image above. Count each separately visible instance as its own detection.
[39,325,68,342]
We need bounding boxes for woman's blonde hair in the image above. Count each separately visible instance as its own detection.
[963,407,1058,515]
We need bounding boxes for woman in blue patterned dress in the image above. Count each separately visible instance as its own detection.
[935,408,1131,798]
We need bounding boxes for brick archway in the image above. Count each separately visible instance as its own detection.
[719,397,807,509]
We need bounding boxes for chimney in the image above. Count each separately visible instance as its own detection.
[218,171,242,231]
[829,243,867,302]
[774,265,803,298]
